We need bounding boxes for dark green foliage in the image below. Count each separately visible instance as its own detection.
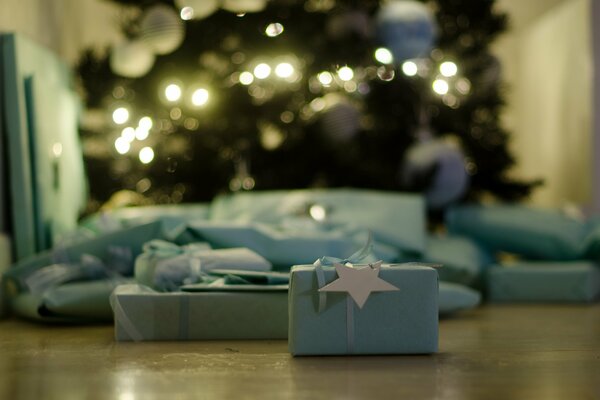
[79,0,537,208]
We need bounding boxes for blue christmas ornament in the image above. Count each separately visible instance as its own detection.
[376,0,436,63]
[401,138,469,210]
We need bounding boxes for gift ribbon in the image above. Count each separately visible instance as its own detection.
[142,240,210,258]
[313,234,374,354]
[313,232,374,313]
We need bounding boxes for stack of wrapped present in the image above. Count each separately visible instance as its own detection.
[3,189,597,353]
[446,204,600,302]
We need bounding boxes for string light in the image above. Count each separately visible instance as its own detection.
[432,79,449,95]
[138,116,153,130]
[191,88,210,106]
[401,61,418,76]
[318,71,333,86]
[265,23,284,37]
[253,63,271,79]
[165,84,182,102]
[112,107,129,124]
[139,147,155,164]
[239,71,254,85]
[440,61,458,77]
[135,126,149,140]
[121,127,136,142]
[309,204,327,221]
[337,66,354,81]
[114,137,130,154]
[275,62,294,78]
[374,48,393,64]
[180,7,194,20]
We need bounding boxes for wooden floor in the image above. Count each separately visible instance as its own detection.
[1,305,599,399]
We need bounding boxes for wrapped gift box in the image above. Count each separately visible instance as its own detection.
[112,284,288,341]
[487,261,600,302]
[288,263,438,356]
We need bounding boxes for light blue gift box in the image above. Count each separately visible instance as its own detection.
[288,264,439,356]
[487,261,600,302]
[111,284,288,341]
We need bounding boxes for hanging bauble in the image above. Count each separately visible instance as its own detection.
[140,5,185,55]
[221,0,267,13]
[326,10,372,40]
[400,138,469,209]
[318,94,361,143]
[375,0,436,63]
[174,0,219,20]
[109,39,155,78]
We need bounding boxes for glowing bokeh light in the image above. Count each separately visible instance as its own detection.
[112,107,129,124]
[139,146,155,164]
[374,48,394,64]
[401,61,418,76]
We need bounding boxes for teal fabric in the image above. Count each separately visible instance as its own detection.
[487,261,600,303]
[438,282,481,315]
[446,204,586,260]
[134,240,272,291]
[423,235,493,286]
[288,264,438,355]
[11,278,132,323]
[79,204,211,236]
[210,189,426,253]
[181,221,399,269]
[1,33,86,260]
[111,284,288,341]
[3,221,166,295]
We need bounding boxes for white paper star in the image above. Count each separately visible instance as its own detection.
[318,261,399,308]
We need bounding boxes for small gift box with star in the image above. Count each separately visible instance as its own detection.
[288,261,439,356]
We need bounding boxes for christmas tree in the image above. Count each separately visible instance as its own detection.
[77,0,536,212]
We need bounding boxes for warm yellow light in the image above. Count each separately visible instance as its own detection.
[440,61,458,77]
[254,63,271,79]
[337,66,354,81]
[374,48,393,64]
[310,97,326,112]
[432,79,449,95]
[138,116,153,130]
[318,71,333,86]
[275,62,294,78]
[112,107,129,124]
[265,22,284,37]
[191,88,209,106]
[165,84,182,102]
[309,204,327,221]
[402,61,418,76]
[135,126,149,140]
[239,71,254,85]
[114,137,130,154]
[139,146,155,164]
[121,127,136,142]
[180,6,194,20]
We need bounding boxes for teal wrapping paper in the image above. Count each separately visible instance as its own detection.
[134,240,272,291]
[422,234,493,286]
[446,204,585,260]
[11,278,131,322]
[210,189,426,253]
[288,264,439,356]
[487,261,600,303]
[438,282,481,315]
[181,221,399,268]
[3,221,166,296]
[111,284,288,341]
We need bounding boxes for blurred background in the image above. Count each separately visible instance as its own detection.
[0,0,595,213]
